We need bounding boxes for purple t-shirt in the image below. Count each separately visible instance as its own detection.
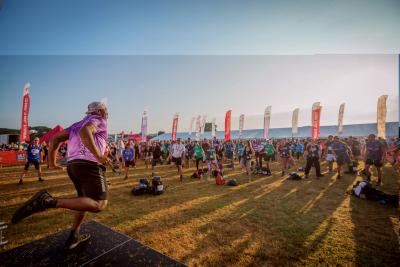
[66,115,108,163]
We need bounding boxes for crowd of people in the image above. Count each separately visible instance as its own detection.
[8,133,400,187]
[100,134,400,186]
[9,101,400,250]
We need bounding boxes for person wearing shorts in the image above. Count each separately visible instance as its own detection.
[278,140,291,176]
[325,135,336,172]
[331,136,352,179]
[193,141,205,171]
[363,134,386,186]
[151,142,163,176]
[123,142,135,179]
[185,140,194,168]
[18,137,44,185]
[205,143,218,180]
[12,101,110,250]
[170,138,186,181]
[224,140,234,169]
[263,140,275,170]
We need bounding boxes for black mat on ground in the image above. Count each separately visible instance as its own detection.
[0,220,186,267]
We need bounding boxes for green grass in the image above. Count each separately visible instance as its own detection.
[0,160,399,266]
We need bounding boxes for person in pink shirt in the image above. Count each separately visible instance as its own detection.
[12,101,110,250]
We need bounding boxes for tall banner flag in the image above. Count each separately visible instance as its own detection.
[195,115,201,141]
[292,108,299,135]
[141,109,148,142]
[225,110,232,141]
[201,115,207,134]
[311,102,322,140]
[338,103,345,135]
[239,114,244,138]
[211,118,216,137]
[171,113,179,141]
[377,95,388,139]
[188,117,195,135]
[264,106,271,140]
[20,83,31,142]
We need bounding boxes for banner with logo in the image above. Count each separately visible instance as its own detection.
[195,115,201,141]
[225,110,231,141]
[20,83,31,142]
[171,113,179,141]
[377,95,388,139]
[263,106,271,140]
[141,109,148,142]
[239,114,244,138]
[292,108,299,135]
[311,102,322,140]
[188,117,195,135]
[211,117,216,137]
[338,103,345,135]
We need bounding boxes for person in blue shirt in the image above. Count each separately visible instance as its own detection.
[331,136,352,179]
[296,140,304,160]
[236,141,244,164]
[19,137,43,185]
[122,142,135,180]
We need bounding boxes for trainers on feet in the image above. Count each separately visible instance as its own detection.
[11,190,56,224]
[18,179,23,185]
[38,177,44,182]
[65,231,91,250]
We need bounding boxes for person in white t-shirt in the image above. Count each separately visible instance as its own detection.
[169,138,186,181]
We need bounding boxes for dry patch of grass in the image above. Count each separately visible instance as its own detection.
[0,160,399,266]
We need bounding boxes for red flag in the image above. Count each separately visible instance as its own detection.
[171,113,179,141]
[311,102,322,140]
[225,110,231,141]
[20,83,31,142]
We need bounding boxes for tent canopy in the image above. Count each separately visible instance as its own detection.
[39,125,64,144]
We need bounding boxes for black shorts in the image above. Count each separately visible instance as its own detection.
[67,159,108,200]
[365,159,383,167]
[24,160,40,171]
[264,155,274,162]
[172,157,182,166]
[152,158,163,166]
[336,155,350,166]
[124,160,135,167]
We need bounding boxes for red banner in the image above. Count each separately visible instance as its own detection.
[20,83,31,142]
[311,103,321,140]
[171,113,179,141]
[0,151,27,165]
[225,110,231,141]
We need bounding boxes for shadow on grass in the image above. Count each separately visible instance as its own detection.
[350,164,400,266]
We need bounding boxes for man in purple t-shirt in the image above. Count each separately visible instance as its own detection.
[12,101,110,250]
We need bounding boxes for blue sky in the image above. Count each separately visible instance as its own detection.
[0,0,398,133]
[0,0,399,55]
[0,55,398,133]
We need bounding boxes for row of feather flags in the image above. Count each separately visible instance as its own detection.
[161,95,389,141]
[18,83,390,143]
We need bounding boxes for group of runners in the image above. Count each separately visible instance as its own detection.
[11,101,400,250]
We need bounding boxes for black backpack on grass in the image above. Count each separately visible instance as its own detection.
[261,167,271,176]
[131,178,150,195]
[227,179,239,186]
[152,176,164,195]
[288,172,302,180]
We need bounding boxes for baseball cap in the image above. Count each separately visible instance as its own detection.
[86,101,108,115]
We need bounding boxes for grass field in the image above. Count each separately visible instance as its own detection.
[0,159,399,266]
